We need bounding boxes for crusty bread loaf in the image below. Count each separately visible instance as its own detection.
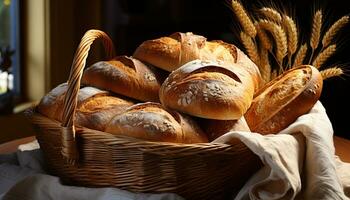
[37,83,134,131]
[81,56,166,102]
[133,32,206,72]
[159,60,255,120]
[244,65,323,134]
[105,102,208,143]
[133,33,261,89]
[211,40,261,92]
[199,116,250,141]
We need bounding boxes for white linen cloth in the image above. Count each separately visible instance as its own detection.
[213,101,350,200]
[0,101,349,199]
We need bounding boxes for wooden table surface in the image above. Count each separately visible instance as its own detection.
[1,136,350,163]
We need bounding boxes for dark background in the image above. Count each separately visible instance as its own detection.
[100,0,350,139]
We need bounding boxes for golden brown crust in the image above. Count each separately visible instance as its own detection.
[134,33,261,91]
[105,102,208,143]
[199,116,250,141]
[81,56,165,102]
[133,32,207,72]
[37,84,134,131]
[244,65,323,134]
[159,60,255,120]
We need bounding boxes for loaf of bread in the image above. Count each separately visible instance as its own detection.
[37,83,134,131]
[199,117,250,141]
[105,102,208,143]
[133,32,206,72]
[159,60,255,120]
[81,56,167,102]
[244,65,323,134]
[133,33,262,90]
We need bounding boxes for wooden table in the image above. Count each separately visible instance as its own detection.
[0,136,350,163]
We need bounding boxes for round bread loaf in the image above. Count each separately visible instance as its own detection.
[105,102,208,143]
[159,60,255,120]
[37,83,134,131]
[81,56,166,102]
[244,65,323,134]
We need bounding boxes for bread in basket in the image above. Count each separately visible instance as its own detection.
[26,30,264,200]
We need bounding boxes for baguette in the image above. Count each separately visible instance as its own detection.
[244,65,323,134]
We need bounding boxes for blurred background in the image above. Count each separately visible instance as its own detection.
[0,0,349,143]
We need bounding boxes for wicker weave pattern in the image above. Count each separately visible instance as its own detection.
[28,30,261,200]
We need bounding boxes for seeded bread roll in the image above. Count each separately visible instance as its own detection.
[244,65,323,134]
[37,83,134,131]
[105,102,208,143]
[82,56,166,102]
[159,60,255,120]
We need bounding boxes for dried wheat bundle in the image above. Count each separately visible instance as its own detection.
[230,0,348,85]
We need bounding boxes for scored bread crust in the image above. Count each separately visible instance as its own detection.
[105,102,208,143]
[133,32,207,72]
[81,56,165,102]
[37,84,134,131]
[159,60,255,120]
[244,65,323,134]
[133,33,261,91]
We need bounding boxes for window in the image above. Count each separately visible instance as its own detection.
[0,0,20,113]
[0,0,20,94]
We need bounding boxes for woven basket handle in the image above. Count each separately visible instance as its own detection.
[60,29,115,163]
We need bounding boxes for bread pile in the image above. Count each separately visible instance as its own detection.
[37,32,323,143]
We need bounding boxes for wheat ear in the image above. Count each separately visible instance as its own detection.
[312,44,336,68]
[256,23,273,51]
[258,20,288,64]
[310,10,322,49]
[232,1,257,38]
[259,48,271,84]
[282,15,298,55]
[322,15,349,48]
[320,67,343,79]
[309,10,322,64]
[293,43,308,67]
[240,32,260,64]
[259,7,282,22]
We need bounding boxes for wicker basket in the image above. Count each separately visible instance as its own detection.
[27,30,261,200]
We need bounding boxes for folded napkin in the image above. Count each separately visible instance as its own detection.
[213,101,350,200]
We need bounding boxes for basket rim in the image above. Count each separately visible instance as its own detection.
[26,107,246,150]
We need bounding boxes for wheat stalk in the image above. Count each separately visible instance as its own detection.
[282,15,298,55]
[320,67,343,79]
[259,7,282,22]
[310,10,322,50]
[256,23,273,51]
[322,15,349,48]
[312,44,336,68]
[232,1,257,38]
[293,43,308,67]
[258,20,288,64]
[259,48,271,84]
[240,32,260,64]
